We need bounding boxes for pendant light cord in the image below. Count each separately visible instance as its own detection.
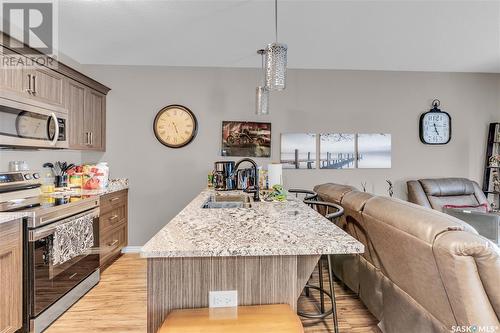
[275,0,278,42]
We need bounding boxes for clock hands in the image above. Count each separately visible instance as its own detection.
[172,122,179,134]
[433,123,440,136]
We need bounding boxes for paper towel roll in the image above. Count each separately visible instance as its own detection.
[267,163,283,187]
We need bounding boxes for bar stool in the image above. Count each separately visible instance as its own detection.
[298,200,344,333]
[288,188,318,202]
[288,189,318,298]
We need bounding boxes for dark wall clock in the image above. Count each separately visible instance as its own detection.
[419,99,451,145]
[153,105,198,148]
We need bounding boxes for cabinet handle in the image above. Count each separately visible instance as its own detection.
[85,132,90,145]
[90,132,93,145]
[26,74,32,94]
[32,75,36,95]
[110,197,120,202]
[108,239,119,247]
[109,214,119,221]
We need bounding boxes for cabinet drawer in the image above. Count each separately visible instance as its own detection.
[100,190,128,214]
[100,206,126,234]
[99,223,127,267]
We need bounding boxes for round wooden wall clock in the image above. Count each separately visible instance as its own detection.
[153,105,198,148]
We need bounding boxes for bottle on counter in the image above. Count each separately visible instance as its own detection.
[41,167,55,193]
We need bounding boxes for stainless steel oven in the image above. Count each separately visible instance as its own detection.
[26,204,100,333]
[0,96,68,149]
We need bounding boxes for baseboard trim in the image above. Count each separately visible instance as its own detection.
[121,246,142,254]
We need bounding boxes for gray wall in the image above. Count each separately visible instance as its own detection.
[2,66,499,246]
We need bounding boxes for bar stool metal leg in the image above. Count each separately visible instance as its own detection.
[327,255,339,333]
[318,258,325,313]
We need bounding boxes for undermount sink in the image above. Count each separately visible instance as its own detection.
[202,193,253,209]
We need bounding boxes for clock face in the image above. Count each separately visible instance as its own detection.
[153,105,197,148]
[420,111,451,144]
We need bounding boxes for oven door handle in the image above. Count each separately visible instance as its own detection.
[50,112,60,146]
[29,207,100,241]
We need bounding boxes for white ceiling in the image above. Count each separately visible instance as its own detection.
[57,0,500,73]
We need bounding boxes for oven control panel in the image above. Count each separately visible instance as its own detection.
[0,171,41,186]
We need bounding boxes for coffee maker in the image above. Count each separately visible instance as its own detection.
[212,161,236,190]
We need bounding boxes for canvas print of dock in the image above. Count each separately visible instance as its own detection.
[320,133,356,169]
[281,133,317,169]
[357,133,391,168]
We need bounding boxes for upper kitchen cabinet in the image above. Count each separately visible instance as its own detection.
[1,33,110,151]
[65,79,87,149]
[64,80,106,151]
[24,66,64,107]
[0,46,25,97]
[0,46,63,107]
[85,89,106,150]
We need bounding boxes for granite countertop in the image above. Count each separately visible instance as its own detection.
[0,212,28,225]
[52,178,129,197]
[141,189,364,258]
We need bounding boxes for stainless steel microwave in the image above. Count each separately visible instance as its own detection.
[0,96,68,149]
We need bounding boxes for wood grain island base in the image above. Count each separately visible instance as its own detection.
[142,190,364,333]
[147,255,319,333]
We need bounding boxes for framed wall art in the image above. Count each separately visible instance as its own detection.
[221,121,271,157]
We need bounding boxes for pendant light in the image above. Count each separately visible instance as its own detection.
[256,49,270,115]
[265,0,287,91]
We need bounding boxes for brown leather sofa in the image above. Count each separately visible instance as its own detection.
[407,178,490,211]
[314,183,500,333]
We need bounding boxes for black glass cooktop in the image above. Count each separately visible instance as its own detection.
[0,194,94,212]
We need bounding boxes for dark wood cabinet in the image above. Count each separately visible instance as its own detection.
[0,219,23,333]
[99,190,128,271]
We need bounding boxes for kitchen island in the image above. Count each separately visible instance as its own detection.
[141,189,364,333]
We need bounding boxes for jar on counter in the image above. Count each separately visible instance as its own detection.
[41,168,55,193]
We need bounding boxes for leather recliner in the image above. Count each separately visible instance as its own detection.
[407,178,489,211]
[314,183,500,333]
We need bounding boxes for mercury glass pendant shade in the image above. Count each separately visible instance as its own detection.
[265,42,287,91]
[256,86,269,115]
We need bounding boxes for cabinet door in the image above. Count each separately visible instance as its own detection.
[85,89,106,151]
[28,66,64,107]
[0,220,23,333]
[0,47,25,96]
[65,79,88,149]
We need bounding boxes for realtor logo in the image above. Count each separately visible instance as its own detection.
[0,0,58,67]
[3,2,53,53]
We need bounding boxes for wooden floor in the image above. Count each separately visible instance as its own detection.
[47,254,380,333]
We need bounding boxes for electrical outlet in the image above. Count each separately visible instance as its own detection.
[209,290,238,308]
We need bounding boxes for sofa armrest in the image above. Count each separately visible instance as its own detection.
[433,231,500,327]
[407,180,432,208]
